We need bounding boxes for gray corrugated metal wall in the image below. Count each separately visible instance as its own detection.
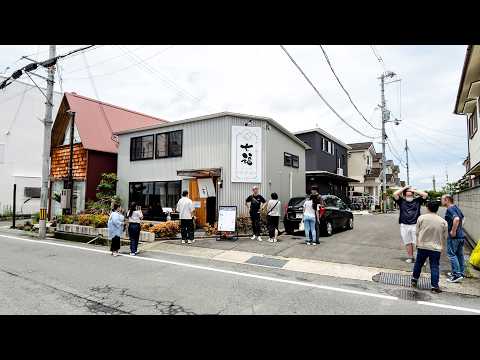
[116,114,305,218]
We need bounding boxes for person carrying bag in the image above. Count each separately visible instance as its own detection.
[266,193,281,243]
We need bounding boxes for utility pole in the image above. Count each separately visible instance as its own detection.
[38,45,56,239]
[433,175,436,192]
[379,71,396,213]
[405,139,410,185]
[445,164,449,184]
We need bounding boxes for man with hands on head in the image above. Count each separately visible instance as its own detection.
[393,185,428,263]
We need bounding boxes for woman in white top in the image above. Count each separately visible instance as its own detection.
[127,202,143,256]
[266,192,281,243]
[303,195,318,245]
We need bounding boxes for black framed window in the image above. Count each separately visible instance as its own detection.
[155,130,183,158]
[129,181,182,220]
[292,155,299,168]
[130,135,154,161]
[156,133,168,158]
[469,109,478,139]
[285,152,299,168]
[168,130,183,157]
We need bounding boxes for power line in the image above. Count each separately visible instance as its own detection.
[63,45,148,75]
[117,46,215,112]
[319,45,381,131]
[370,45,387,71]
[280,45,377,139]
[1,45,99,91]
[81,52,116,143]
[63,45,174,80]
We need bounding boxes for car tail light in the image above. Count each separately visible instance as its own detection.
[284,204,288,214]
[318,206,326,218]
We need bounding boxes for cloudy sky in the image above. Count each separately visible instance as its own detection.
[0,45,468,190]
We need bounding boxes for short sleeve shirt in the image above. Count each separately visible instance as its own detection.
[445,205,464,239]
[246,194,266,215]
[395,197,424,225]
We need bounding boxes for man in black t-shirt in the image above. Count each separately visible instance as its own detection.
[393,185,428,263]
[246,186,266,241]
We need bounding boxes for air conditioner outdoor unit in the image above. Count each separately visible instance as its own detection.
[337,168,344,176]
[61,189,72,209]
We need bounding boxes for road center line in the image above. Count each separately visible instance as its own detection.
[2,233,480,313]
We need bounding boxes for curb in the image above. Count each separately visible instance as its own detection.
[142,242,480,297]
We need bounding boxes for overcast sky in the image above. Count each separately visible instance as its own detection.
[0,45,469,190]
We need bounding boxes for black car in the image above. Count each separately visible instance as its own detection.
[283,195,353,236]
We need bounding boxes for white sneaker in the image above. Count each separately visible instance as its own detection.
[267,238,274,243]
[251,235,256,240]
[187,240,192,244]
[181,240,187,244]
[257,236,263,242]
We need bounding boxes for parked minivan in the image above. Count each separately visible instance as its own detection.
[283,195,353,236]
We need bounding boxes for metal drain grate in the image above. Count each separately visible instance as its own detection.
[372,272,431,290]
[246,256,288,268]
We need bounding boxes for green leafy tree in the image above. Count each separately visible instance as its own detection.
[86,173,121,214]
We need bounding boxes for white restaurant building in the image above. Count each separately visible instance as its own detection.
[115,112,309,227]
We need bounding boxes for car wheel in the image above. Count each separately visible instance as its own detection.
[347,218,353,230]
[324,221,333,237]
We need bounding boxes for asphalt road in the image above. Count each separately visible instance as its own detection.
[1,233,479,315]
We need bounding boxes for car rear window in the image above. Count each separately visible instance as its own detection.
[322,196,338,207]
[288,197,305,207]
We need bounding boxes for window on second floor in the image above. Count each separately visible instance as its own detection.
[469,109,478,139]
[130,135,154,161]
[284,152,299,168]
[322,138,334,155]
[156,130,183,158]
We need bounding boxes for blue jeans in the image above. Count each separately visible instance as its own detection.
[128,223,141,254]
[447,237,465,277]
[304,217,316,243]
[412,248,441,288]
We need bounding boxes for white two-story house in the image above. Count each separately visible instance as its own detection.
[347,142,382,206]
[455,45,480,187]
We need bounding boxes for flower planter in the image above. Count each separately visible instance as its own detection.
[56,223,156,243]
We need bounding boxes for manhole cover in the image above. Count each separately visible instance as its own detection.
[373,272,431,290]
[246,256,288,268]
[387,288,432,302]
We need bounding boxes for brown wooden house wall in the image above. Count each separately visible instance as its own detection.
[50,144,88,180]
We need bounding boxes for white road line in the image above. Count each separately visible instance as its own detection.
[416,301,480,314]
[2,233,480,313]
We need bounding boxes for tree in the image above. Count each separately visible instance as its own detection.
[85,173,121,214]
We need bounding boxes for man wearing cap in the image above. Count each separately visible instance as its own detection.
[246,186,266,241]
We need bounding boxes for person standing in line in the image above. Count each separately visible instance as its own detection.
[246,186,266,241]
[411,200,448,293]
[441,194,466,283]
[266,192,281,243]
[176,190,195,244]
[127,202,143,256]
[108,204,125,257]
[393,185,428,263]
[310,186,321,244]
[303,194,318,246]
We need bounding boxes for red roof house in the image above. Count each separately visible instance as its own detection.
[49,92,167,216]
